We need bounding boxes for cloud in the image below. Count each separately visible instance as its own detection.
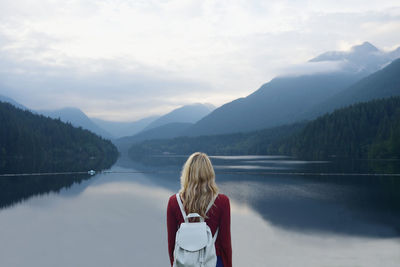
[0,0,400,120]
[278,61,345,77]
[0,56,213,120]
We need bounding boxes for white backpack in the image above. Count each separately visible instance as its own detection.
[173,193,219,267]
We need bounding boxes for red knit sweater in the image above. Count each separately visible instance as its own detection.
[167,193,232,267]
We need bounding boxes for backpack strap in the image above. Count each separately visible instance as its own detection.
[176,193,187,222]
[177,194,204,222]
[207,194,219,242]
[176,193,220,223]
[205,193,218,214]
[213,228,219,242]
[176,193,220,241]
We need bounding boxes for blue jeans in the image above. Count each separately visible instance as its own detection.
[216,256,223,267]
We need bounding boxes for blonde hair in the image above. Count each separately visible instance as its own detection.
[179,152,219,218]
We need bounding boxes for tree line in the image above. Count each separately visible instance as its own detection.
[128,123,305,158]
[270,97,400,159]
[0,101,118,173]
[128,97,400,160]
[0,101,119,208]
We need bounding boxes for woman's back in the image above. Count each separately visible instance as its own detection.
[167,193,232,267]
[166,152,232,267]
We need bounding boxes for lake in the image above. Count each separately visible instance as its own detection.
[0,155,399,266]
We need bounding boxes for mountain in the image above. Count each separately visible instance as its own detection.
[38,107,113,139]
[114,103,215,152]
[184,73,362,136]
[311,42,378,61]
[389,47,400,60]
[307,58,400,118]
[0,101,118,173]
[91,115,159,138]
[143,103,215,131]
[0,95,28,110]
[128,122,305,157]
[128,97,400,160]
[127,122,192,142]
[116,122,193,152]
[310,41,399,73]
[0,101,119,208]
[0,95,114,139]
[183,42,400,137]
[270,97,400,159]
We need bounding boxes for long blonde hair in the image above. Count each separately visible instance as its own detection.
[179,152,219,218]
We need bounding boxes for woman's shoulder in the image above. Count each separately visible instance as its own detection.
[168,192,229,207]
[217,193,229,199]
[168,194,178,208]
[216,193,230,205]
[169,193,177,201]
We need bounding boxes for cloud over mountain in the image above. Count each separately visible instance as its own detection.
[0,1,399,120]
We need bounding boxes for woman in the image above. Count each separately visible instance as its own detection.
[167,152,232,267]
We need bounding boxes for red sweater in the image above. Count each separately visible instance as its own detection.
[167,193,232,267]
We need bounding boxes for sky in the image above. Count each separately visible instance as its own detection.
[0,0,400,121]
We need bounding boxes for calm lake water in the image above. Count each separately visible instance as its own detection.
[0,155,399,266]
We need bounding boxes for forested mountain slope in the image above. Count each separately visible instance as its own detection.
[0,102,119,173]
[128,123,306,157]
[91,115,159,138]
[270,97,400,159]
[116,122,193,152]
[305,58,400,118]
[184,73,361,136]
[128,97,400,160]
[38,107,113,139]
[184,42,400,137]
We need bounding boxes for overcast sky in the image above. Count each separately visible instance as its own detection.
[0,0,399,121]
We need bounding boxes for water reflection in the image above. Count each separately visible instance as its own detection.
[118,155,400,237]
[210,155,289,160]
[214,165,288,170]
[0,152,116,209]
[0,173,92,209]
[0,169,171,267]
[0,156,399,266]
[243,160,329,164]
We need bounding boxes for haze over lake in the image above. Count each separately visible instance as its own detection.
[0,155,399,267]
